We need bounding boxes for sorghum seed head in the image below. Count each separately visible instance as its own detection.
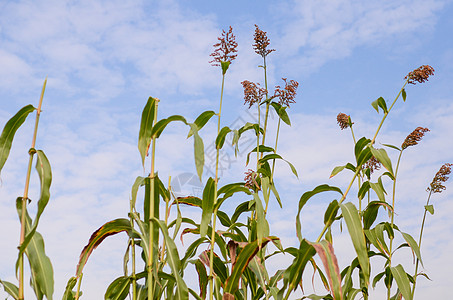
[428,163,452,193]
[364,156,382,174]
[336,113,353,130]
[253,25,275,58]
[274,78,299,107]
[401,127,429,150]
[244,169,261,191]
[241,80,267,108]
[405,65,435,84]
[209,26,238,67]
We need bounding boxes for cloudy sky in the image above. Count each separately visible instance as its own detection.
[1,0,453,298]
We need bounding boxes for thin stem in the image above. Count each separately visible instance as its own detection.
[411,190,433,297]
[18,78,47,300]
[261,56,270,150]
[147,99,159,300]
[129,198,137,299]
[75,273,83,300]
[209,73,225,300]
[387,150,403,299]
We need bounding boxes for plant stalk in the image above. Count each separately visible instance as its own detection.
[18,78,47,300]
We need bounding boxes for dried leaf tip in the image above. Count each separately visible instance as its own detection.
[209,26,238,67]
[405,65,435,84]
[428,163,452,193]
[336,113,353,130]
[401,127,429,150]
[241,80,267,108]
[253,25,275,58]
[274,78,299,107]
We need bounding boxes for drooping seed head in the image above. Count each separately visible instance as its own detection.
[364,156,382,174]
[428,163,452,193]
[244,169,261,191]
[401,127,429,150]
[405,65,435,84]
[336,113,353,130]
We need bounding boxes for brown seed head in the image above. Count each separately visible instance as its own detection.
[336,113,353,130]
[405,65,435,84]
[274,78,299,107]
[241,80,267,108]
[209,26,238,66]
[253,25,275,58]
[364,156,382,174]
[428,163,452,193]
[244,169,261,191]
[401,127,429,150]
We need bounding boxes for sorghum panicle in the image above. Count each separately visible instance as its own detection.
[401,127,429,150]
[274,78,299,107]
[244,169,261,191]
[241,80,267,108]
[428,163,452,193]
[405,65,435,84]
[364,156,382,174]
[253,25,275,58]
[209,26,238,66]
[336,113,353,130]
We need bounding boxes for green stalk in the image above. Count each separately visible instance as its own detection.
[261,56,270,149]
[148,99,159,300]
[387,151,403,299]
[411,190,433,297]
[18,78,47,300]
[129,199,137,299]
[209,73,225,300]
[75,273,83,300]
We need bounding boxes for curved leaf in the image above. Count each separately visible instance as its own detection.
[105,276,131,300]
[216,126,232,150]
[390,264,412,300]
[0,280,19,300]
[270,102,291,125]
[151,115,187,139]
[76,219,133,276]
[200,177,215,237]
[187,110,216,138]
[259,153,298,178]
[0,104,36,174]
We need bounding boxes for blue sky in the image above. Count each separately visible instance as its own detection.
[1,0,453,298]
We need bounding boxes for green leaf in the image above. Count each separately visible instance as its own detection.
[402,88,407,102]
[382,143,402,152]
[224,237,276,295]
[354,137,371,162]
[296,185,343,241]
[16,199,54,300]
[0,104,36,174]
[400,231,423,267]
[221,61,230,75]
[130,176,145,208]
[215,126,232,150]
[259,153,298,178]
[371,97,388,114]
[425,204,434,215]
[138,97,157,167]
[151,115,187,139]
[362,201,392,229]
[189,123,205,180]
[187,110,216,138]
[150,218,189,300]
[18,150,52,258]
[194,259,208,299]
[370,147,394,176]
[76,219,133,276]
[253,193,269,245]
[311,240,343,300]
[324,200,340,227]
[246,145,274,166]
[177,196,202,207]
[61,277,77,300]
[200,177,215,237]
[270,102,291,125]
[340,202,370,286]
[390,265,412,300]
[287,239,317,293]
[0,280,19,300]
[105,276,131,300]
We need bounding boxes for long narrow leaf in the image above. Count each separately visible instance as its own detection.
[340,202,370,286]
[200,177,215,237]
[390,264,412,300]
[76,219,133,276]
[138,97,156,167]
[150,217,189,300]
[105,276,131,300]
[311,240,343,300]
[0,280,19,300]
